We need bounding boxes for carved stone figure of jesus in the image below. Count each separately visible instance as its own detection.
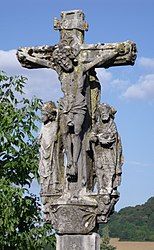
[17,39,120,180]
[56,40,120,178]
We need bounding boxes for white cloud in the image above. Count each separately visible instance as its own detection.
[96,68,112,84]
[0,50,61,102]
[138,57,154,69]
[0,50,19,72]
[96,69,133,93]
[111,78,130,90]
[123,74,154,100]
[126,161,154,168]
[122,57,154,100]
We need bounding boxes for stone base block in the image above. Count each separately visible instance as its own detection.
[56,233,100,250]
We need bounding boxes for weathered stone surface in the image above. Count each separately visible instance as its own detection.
[38,102,64,194]
[51,204,97,234]
[56,233,100,250]
[17,9,137,249]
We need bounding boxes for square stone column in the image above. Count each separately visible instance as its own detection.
[56,233,100,250]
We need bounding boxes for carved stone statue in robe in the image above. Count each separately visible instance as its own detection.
[90,103,123,195]
[38,101,63,194]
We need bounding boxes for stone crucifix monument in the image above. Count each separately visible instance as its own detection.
[17,10,137,250]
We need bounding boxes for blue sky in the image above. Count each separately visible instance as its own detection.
[0,0,154,210]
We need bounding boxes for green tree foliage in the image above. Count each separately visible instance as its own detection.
[0,72,40,185]
[0,72,56,249]
[108,197,154,241]
[100,226,116,250]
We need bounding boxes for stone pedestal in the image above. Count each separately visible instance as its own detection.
[56,233,100,250]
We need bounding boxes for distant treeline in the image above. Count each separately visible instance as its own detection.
[101,197,154,241]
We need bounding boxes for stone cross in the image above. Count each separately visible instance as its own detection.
[17,10,137,250]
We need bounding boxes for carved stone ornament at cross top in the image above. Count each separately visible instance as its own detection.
[17,10,137,234]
